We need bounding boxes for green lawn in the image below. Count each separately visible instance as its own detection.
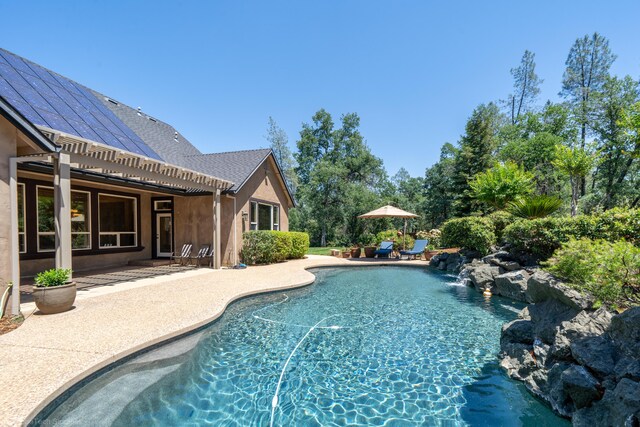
[307,247,340,256]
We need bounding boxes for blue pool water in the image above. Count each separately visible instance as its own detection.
[41,267,567,426]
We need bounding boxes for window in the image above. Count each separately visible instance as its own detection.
[99,194,137,248]
[154,200,172,211]
[37,187,91,252]
[249,201,280,231]
[17,183,25,253]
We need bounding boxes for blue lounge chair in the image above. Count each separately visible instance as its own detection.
[399,239,429,260]
[374,241,394,258]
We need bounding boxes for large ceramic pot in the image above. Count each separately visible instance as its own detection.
[350,247,362,258]
[32,282,76,314]
[364,246,376,258]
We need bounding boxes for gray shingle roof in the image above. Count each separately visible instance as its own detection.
[182,149,272,192]
[90,89,202,166]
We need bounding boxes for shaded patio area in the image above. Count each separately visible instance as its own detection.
[19,264,201,303]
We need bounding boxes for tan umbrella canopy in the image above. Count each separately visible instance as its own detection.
[358,205,418,249]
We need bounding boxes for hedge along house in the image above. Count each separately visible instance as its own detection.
[0,48,292,316]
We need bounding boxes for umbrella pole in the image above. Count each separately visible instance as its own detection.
[403,219,407,250]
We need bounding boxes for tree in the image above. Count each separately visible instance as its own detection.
[452,103,503,215]
[469,162,534,210]
[591,76,639,209]
[552,145,596,216]
[561,32,616,149]
[507,50,542,124]
[265,117,298,195]
[618,101,640,207]
[423,143,457,227]
[294,109,384,246]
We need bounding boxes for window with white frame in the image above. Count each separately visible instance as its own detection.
[249,201,280,231]
[17,183,25,253]
[37,187,91,252]
[99,193,137,248]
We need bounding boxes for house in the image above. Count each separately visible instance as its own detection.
[0,48,294,316]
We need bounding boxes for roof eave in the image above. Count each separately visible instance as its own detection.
[0,96,58,153]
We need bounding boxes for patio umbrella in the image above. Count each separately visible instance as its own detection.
[357,205,419,249]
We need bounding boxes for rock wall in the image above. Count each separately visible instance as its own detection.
[430,250,640,426]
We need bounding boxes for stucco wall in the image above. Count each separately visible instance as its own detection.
[173,156,291,267]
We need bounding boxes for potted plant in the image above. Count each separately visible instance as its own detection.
[341,248,351,258]
[360,233,377,258]
[350,245,362,258]
[32,268,75,314]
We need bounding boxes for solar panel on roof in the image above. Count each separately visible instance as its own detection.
[0,48,163,160]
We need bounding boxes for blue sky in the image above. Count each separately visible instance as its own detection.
[1,1,639,177]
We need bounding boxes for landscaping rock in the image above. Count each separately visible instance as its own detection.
[570,335,616,378]
[551,308,613,360]
[501,319,534,346]
[491,259,522,271]
[499,343,537,381]
[572,378,640,427]
[609,306,640,356]
[547,363,575,417]
[495,270,530,302]
[526,271,594,311]
[561,365,602,409]
[444,252,463,272]
[527,299,579,345]
[467,264,500,292]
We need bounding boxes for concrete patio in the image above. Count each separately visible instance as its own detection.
[0,255,431,426]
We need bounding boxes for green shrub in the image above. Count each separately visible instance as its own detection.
[241,231,307,264]
[504,208,640,260]
[416,229,442,249]
[375,229,414,251]
[441,217,496,255]
[506,195,563,219]
[487,210,515,243]
[288,232,310,259]
[544,238,640,308]
[34,268,71,287]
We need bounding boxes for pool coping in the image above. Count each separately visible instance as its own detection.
[0,256,433,426]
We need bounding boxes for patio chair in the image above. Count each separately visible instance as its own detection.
[399,239,429,260]
[374,241,394,258]
[170,243,193,266]
[191,244,213,267]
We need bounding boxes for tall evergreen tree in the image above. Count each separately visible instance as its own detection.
[561,32,616,149]
[591,76,640,209]
[452,103,503,215]
[423,143,457,227]
[265,117,298,195]
[507,50,542,124]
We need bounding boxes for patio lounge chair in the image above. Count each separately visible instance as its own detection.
[191,244,213,267]
[399,239,429,260]
[374,241,394,258]
[170,243,193,266]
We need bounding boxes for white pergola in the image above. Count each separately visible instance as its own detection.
[9,130,233,316]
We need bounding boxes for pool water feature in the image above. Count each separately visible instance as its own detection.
[40,267,567,426]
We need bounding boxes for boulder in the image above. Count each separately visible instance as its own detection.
[551,308,613,360]
[501,319,534,346]
[570,335,616,378]
[526,271,594,311]
[444,252,463,272]
[561,365,602,409]
[499,343,537,381]
[573,378,640,427]
[467,264,500,292]
[495,270,530,302]
[546,363,575,417]
[610,307,640,356]
[491,259,522,271]
[481,250,515,263]
[527,299,579,345]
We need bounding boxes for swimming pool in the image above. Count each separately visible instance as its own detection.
[39,267,566,426]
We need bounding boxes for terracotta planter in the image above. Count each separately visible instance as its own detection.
[424,250,440,261]
[32,282,76,314]
[364,246,376,258]
[342,251,351,258]
[350,248,361,258]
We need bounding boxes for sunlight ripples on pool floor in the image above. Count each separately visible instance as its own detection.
[41,267,567,426]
